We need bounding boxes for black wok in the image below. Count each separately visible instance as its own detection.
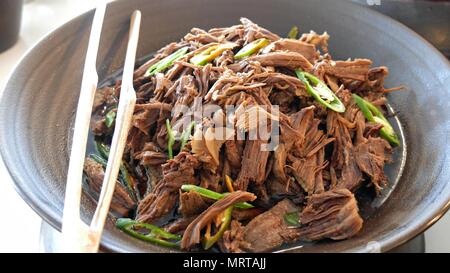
[1,0,449,252]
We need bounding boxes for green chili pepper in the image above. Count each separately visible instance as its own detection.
[190,43,237,66]
[96,142,110,159]
[234,38,270,59]
[105,108,116,128]
[95,142,137,201]
[119,162,137,201]
[181,185,254,209]
[89,154,107,167]
[144,47,188,77]
[116,218,181,248]
[165,120,195,158]
[166,119,175,160]
[295,70,346,113]
[180,121,196,151]
[202,206,233,250]
[287,26,299,39]
[284,212,301,227]
[352,94,400,146]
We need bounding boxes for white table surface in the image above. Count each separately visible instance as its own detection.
[0,0,448,253]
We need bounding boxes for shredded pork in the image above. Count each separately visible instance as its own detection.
[86,18,398,252]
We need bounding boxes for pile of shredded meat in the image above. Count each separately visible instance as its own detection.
[85,18,397,252]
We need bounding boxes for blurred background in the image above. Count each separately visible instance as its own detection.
[0,0,448,252]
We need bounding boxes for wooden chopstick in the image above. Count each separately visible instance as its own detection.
[61,2,107,252]
[62,2,142,252]
[85,10,141,253]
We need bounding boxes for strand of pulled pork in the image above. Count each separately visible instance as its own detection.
[181,191,256,250]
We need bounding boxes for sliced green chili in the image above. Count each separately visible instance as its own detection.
[352,94,400,146]
[295,70,346,113]
[89,154,107,167]
[119,162,137,201]
[181,185,254,209]
[164,120,195,158]
[95,142,137,201]
[96,141,110,159]
[287,26,299,39]
[190,43,237,66]
[234,38,270,59]
[116,218,181,248]
[202,206,233,250]
[180,121,196,151]
[144,47,188,77]
[284,212,301,227]
[166,119,175,160]
[182,184,223,199]
[105,108,116,128]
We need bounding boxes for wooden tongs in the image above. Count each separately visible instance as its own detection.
[61,3,141,252]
